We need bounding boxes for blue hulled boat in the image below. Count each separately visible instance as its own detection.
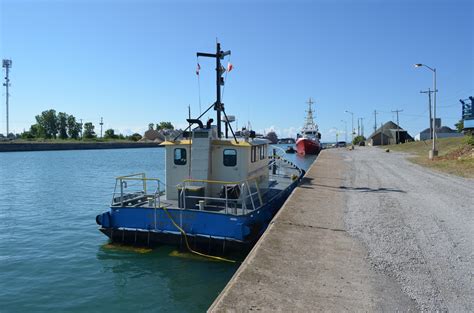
[96,43,303,253]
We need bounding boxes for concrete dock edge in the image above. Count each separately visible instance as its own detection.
[0,142,161,152]
[209,149,415,312]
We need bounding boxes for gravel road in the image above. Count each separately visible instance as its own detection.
[341,147,473,311]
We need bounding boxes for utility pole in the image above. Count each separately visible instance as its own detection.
[381,122,384,145]
[197,42,231,138]
[357,118,360,136]
[374,110,378,134]
[392,109,403,144]
[420,88,436,139]
[100,117,104,138]
[2,59,12,136]
[360,117,364,137]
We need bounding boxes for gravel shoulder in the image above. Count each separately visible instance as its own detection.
[342,146,473,311]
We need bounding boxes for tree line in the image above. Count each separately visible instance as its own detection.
[20,109,143,141]
[21,109,84,139]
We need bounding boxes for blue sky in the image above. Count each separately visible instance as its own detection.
[1,0,472,141]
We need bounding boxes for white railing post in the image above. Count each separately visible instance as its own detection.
[142,173,146,194]
[157,182,161,208]
[120,179,124,206]
[225,184,228,214]
[255,180,263,207]
[246,182,256,211]
[182,182,186,210]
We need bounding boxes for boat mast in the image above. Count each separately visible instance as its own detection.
[197,42,231,138]
[304,97,316,131]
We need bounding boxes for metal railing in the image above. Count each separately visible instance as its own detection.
[111,173,165,208]
[178,177,264,215]
[268,155,298,177]
[109,154,300,216]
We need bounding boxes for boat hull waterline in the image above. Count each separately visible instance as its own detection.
[296,138,320,155]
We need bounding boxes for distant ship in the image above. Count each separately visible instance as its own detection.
[296,98,321,155]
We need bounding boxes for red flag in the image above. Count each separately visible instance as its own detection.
[196,63,201,75]
[227,62,233,72]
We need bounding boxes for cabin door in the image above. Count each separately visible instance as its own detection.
[166,146,190,200]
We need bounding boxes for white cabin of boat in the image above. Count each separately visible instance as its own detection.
[162,125,270,201]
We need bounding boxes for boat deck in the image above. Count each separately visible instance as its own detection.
[111,162,300,216]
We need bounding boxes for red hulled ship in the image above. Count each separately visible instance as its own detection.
[296,98,321,155]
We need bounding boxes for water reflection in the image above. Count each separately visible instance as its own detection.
[96,243,239,312]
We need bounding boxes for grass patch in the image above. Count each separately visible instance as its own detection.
[385,137,474,178]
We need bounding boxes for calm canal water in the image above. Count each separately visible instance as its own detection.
[0,146,315,312]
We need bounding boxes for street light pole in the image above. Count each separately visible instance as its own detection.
[415,63,438,159]
[345,110,354,145]
[433,68,437,154]
[341,120,347,143]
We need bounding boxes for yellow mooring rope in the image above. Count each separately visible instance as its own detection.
[161,206,236,263]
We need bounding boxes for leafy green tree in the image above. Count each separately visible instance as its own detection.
[57,112,69,139]
[353,135,366,145]
[35,109,58,138]
[454,120,464,133]
[156,122,174,130]
[29,124,44,138]
[83,122,96,139]
[128,133,142,142]
[67,115,81,139]
[104,128,118,139]
[20,130,35,139]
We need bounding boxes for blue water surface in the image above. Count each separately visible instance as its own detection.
[0,146,315,313]
[0,148,239,313]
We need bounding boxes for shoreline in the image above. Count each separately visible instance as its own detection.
[0,141,162,152]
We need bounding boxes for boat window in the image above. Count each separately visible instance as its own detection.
[174,148,187,165]
[260,145,266,160]
[251,146,257,163]
[223,149,237,167]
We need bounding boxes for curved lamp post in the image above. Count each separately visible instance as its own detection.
[415,63,437,159]
[345,110,354,145]
[341,120,348,143]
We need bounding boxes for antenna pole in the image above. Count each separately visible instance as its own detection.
[216,42,222,137]
[100,117,104,138]
[3,59,12,136]
[197,42,230,138]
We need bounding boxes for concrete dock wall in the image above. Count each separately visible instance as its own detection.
[0,142,161,152]
[209,149,415,312]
